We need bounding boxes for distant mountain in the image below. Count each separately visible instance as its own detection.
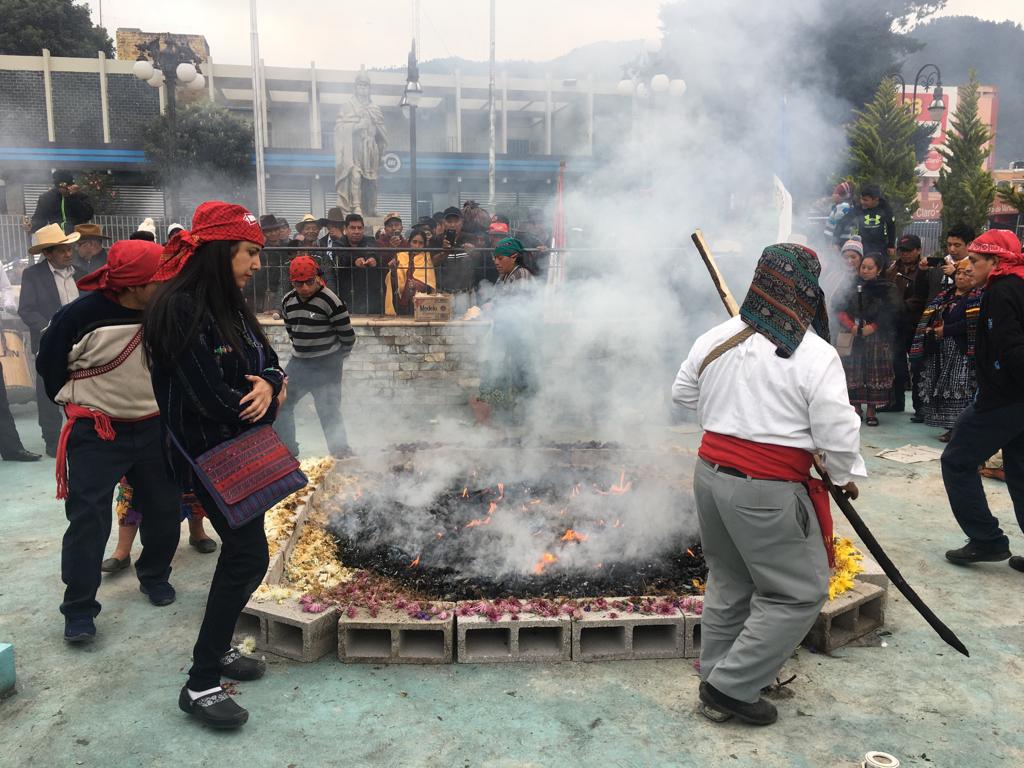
[378,39,642,82]
[904,16,1024,166]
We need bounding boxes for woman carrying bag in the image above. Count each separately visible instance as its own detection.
[144,201,303,729]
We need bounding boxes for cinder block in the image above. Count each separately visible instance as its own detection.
[243,600,340,662]
[805,582,886,653]
[683,602,703,659]
[233,602,267,647]
[339,605,455,664]
[455,609,571,663]
[856,552,889,591]
[571,604,687,662]
[0,643,15,698]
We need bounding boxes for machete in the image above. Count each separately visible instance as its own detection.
[689,229,970,658]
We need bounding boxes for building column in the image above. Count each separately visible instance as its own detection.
[205,56,216,101]
[309,61,321,150]
[585,77,594,156]
[501,70,508,153]
[544,74,553,155]
[41,49,56,142]
[454,69,462,153]
[98,51,111,144]
[259,58,269,148]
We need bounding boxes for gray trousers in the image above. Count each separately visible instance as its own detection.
[693,459,829,703]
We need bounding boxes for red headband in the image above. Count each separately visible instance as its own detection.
[76,240,164,293]
[970,229,1024,284]
[289,255,320,282]
[152,201,265,282]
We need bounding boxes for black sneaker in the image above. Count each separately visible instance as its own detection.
[698,681,777,726]
[221,648,266,681]
[910,412,926,423]
[139,582,176,606]
[64,617,96,644]
[1009,556,1024,573]
[178,686,249,729]
[945,540,1012,565]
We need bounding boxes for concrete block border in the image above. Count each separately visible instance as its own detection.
[571,604,688,662]
[455,608,571,664]
[804,581,886,653]
[338,605,455,664]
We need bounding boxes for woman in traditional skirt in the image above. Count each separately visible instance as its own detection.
[909,258,982,441]
[837,254,900,425]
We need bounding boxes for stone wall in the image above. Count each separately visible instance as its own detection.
[0,71,46,143]
[261,318,488,409]
[51,72,103,145]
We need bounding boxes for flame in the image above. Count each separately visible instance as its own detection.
[686,548,696,558]
[596,519,606,527]
[488,501,498,515]
[612,519,622,528]
[461,487,469,499]
[691,578,706,593]
[532,552,558,575]
[497,482,505,500]
[560,529,588,543]
[436,532,445,539]
[408,555,421,568]
[608,470,632,495]
[570,483,582,498]
[464,516,492,529]
[529,499,541,505]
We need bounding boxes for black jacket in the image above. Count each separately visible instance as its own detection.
[73,248,108,279]
[323,234,383,315]
[430,231,482,293]
[974,275,1024,412]
[885,261,929,341]
[834,199,897,260]
[147,294,285,483]
[18,260,86,352]
[30,188,94,233]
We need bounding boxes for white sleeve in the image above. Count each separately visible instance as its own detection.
[671,346,701,411]
[807,352,867,485]
[0,267,15,314]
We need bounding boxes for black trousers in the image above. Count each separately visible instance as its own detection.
[61,418,181,620]
[941,402,1024,550]
[188,484,269,690]
[274,351,348,456]
[892,333,923,413]
[0,366,27,457]
[36,373,62,448]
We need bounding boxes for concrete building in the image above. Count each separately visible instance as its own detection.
[0,45,631,226]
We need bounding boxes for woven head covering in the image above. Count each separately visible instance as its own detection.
[76,240,163,294]
[494,237,524,257]
[840,238,863,257]
[740,243,829,358]
[833,181,853,200]
[970,229,1024,284]
[153,201,264,282]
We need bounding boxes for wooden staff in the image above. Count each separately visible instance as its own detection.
[689,230,970,658]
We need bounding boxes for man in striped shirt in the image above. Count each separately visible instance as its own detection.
[276,255,355,457]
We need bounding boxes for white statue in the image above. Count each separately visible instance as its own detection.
[333,67,388,216]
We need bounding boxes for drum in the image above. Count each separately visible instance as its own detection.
[0,329,34,405]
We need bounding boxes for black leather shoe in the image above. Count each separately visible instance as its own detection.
[189,537,217,554]
[1009,556,1024,573]
[64,617,96,644]
[876,404,904,413]
[945,540,1012,565]
[221,648,266,681]
[45,444,58,458]
[699,682,777,726]
[139,581,176,606]
[910,412,926,423]
[2,448,41,462]
[178,686,249,729]
[101,555,131,573]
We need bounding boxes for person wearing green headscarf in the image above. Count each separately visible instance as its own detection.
[493,237,533,286]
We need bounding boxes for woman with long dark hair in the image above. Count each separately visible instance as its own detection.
[144,202,286,729]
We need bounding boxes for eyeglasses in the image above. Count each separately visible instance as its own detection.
[291,278,318,287]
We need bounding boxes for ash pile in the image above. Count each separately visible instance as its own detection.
[324,444,707,601]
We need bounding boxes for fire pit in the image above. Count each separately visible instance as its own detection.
[323,444,707,601]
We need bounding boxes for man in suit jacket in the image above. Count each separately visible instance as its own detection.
[19,224,83,455]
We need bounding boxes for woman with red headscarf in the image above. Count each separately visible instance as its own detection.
[940,229,1024,574]
[144,201,287,729]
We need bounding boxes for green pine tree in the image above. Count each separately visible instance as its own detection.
[934,71,996,234]
[847,77,920,229]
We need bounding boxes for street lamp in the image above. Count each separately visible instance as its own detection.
[399,39,423,222]
[891,65,945,122]
[133,35,204,220]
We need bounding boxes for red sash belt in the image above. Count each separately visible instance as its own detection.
[698,431,835,567]
[54,405,157,500]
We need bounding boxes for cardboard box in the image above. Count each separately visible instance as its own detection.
[413,293,453,322]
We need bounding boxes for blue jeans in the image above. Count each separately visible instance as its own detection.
[941,402,1024,549]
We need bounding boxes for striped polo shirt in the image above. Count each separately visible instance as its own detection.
[281,286,356,359]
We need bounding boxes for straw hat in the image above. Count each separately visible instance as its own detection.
[29,223,80,254]
[295,213,320,232]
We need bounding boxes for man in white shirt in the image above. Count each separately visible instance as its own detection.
[19,223,82,455]
[672,243,866,726]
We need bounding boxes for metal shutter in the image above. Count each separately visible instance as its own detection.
[266,188,314,229]
[321,191,414,227]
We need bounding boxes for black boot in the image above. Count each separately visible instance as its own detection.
[699,681,777,726]
[945,539,1011,565]
[220,648,266,681]
[178,686,249,729]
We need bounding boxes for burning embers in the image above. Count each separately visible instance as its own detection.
[326,455,707,601]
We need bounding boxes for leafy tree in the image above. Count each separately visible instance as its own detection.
[143,103,255,215]
[934,72,996,234]
[996,184,1024,214]
[847,77,920,227]
[0,0,112,57]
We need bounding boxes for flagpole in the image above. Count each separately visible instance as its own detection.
[487,0,496,211]
[250,0,268,215]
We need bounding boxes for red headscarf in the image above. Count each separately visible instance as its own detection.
[970,229,1024,283]
[152,201,265,282]
[76,240,164,297]
[288,255,320,282]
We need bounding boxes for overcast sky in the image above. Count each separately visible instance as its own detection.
[83,0,1023,70]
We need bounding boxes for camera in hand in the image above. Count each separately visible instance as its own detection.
[926,256,944,267]
[444,228,457,244]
